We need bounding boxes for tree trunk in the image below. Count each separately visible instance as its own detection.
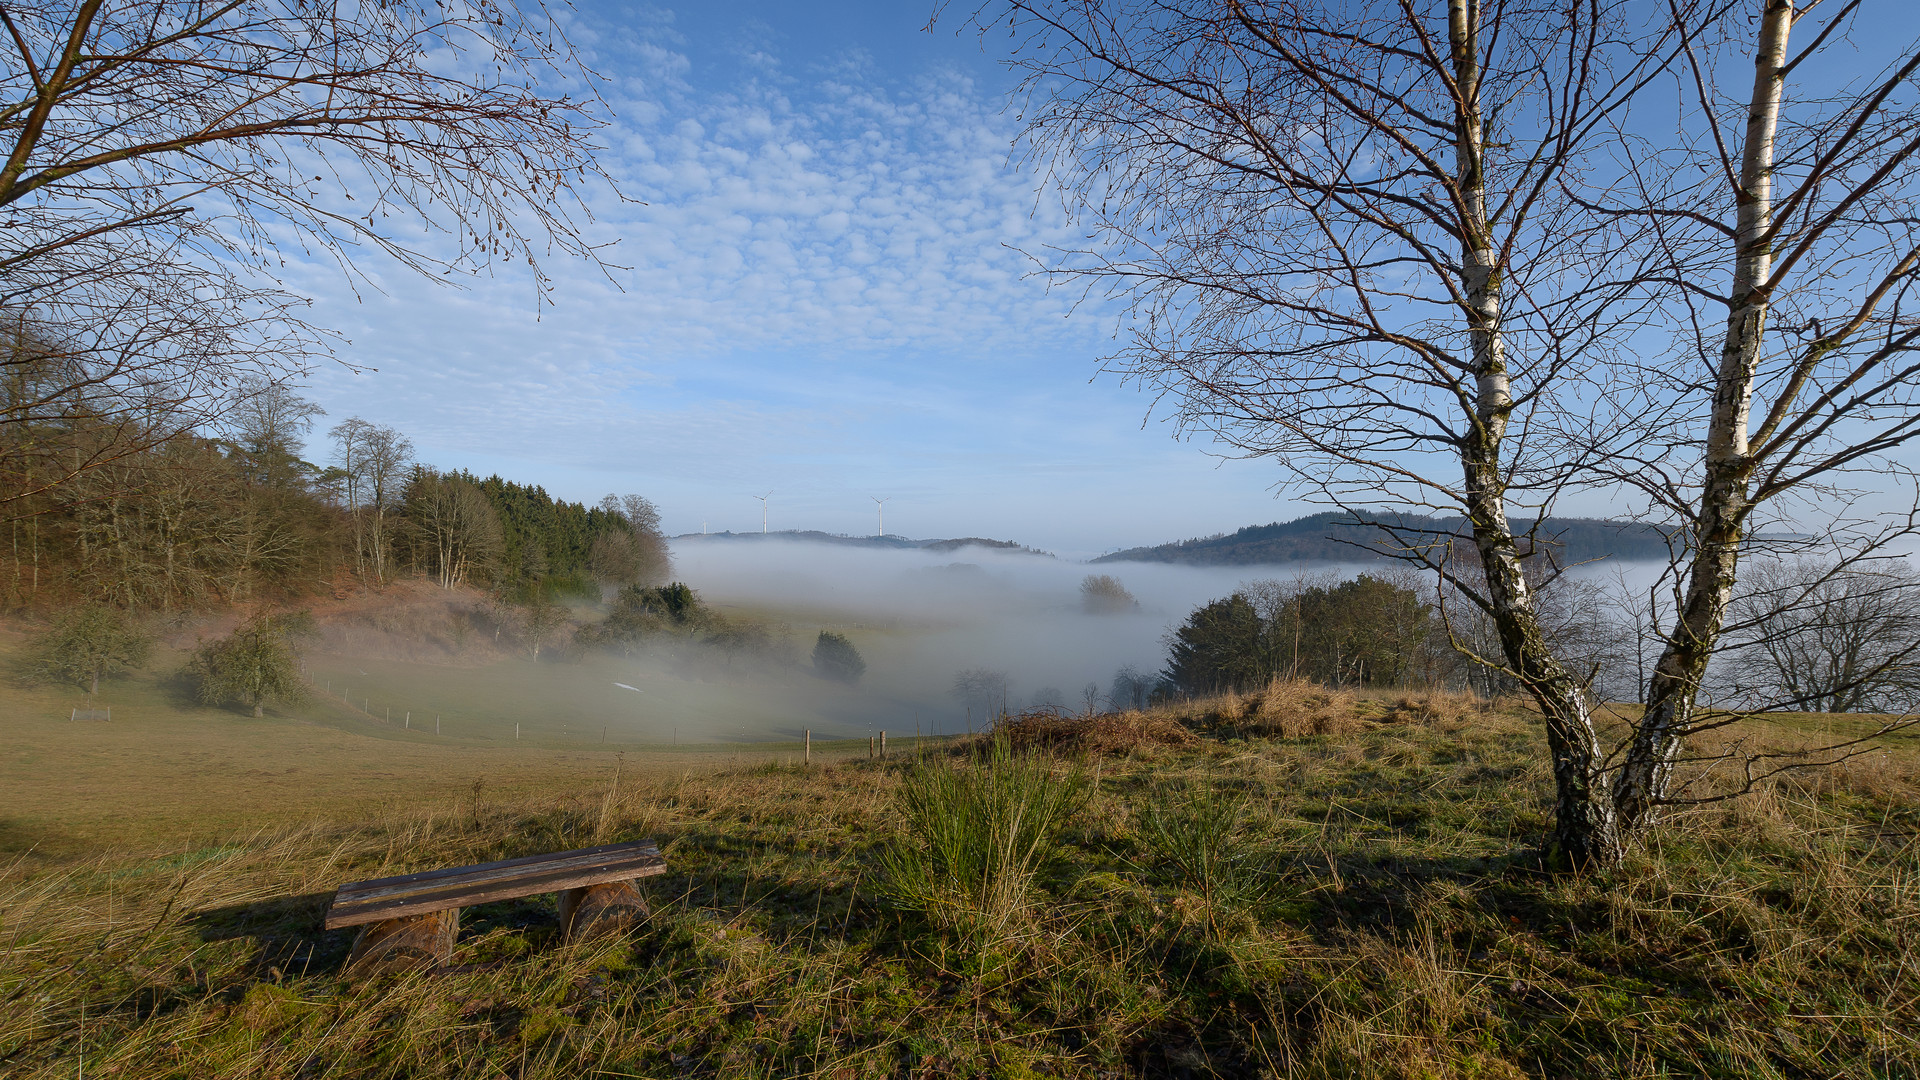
[1448,0,1619,866]
[253,699,264,718]
[1615,0,1792,835]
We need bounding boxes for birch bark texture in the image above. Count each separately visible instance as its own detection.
[994,0,1920,866]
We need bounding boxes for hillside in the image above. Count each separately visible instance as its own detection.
[1094,510,1676,567]
[4,687,1912,1077]
[672,529,1054,557]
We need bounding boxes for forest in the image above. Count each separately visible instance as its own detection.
[0,353,670,614]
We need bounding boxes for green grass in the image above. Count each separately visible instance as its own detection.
[877,739,1089,947]
[4,680,1918,1077]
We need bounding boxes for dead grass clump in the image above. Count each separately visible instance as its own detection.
[1243,677,1368,737]
[1387,688,1492,731]
[1216,689,1246,721]
[989,709,1199,756]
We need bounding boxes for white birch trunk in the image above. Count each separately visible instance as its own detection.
[1615,0,1793,833]
[1449,0,1619,865]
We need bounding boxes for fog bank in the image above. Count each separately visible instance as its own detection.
[663,537,1370,737]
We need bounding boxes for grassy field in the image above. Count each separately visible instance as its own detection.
[4,670,1918,1078]
[0,641,873,859]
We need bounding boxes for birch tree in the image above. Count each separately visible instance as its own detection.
[1604,0,1920,835]
[994,0,1920,866]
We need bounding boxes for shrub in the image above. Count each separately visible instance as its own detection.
[811,630,866,684]
[1244,677,1368,736]
[878,739,1088,944]
[187,612,314,717]
[33,604,151,693]
[990,708,1197,756]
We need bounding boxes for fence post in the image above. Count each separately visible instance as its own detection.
[805,728,811,765]
[880,731,886,759]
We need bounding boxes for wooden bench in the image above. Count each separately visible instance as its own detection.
[324,839,666,975]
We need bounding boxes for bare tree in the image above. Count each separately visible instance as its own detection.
[1,0,617,505]
[405,467,503,589]
[1109,665,1154,710]
[1079,573,1137,614]
[596,493,672,586]
[226,377,324,489]
[951,667,1011,723]
[329,417,410,582]
[1597,3,1920,836]
[1722,557,1920,714]
[992,0,1920,866]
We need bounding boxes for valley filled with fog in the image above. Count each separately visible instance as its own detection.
[663,537,1362,737]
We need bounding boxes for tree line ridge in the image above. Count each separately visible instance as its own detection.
[1094,511,1677,567]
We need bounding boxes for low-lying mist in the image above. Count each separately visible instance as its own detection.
[300,539,1682,747]
[658,538,1361,738]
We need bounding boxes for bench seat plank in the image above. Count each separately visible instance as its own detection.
[332,840,661,901]
[325,840,665,930]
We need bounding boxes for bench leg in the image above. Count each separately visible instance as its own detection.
[559,880,649,942]
[344,908,458,976]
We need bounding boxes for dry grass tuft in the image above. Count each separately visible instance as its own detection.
[1242,677,1369,736]
[1386,687,1494,731]
[988,708,1199,755]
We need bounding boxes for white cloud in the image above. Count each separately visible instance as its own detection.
[285,5,1300,553]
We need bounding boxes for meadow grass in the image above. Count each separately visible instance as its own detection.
[0,647,872,858]
[3,683,1918,1077]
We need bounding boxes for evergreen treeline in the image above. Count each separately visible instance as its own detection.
[0,377,669,611]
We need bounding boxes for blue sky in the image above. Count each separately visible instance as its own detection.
[291,0,1297,558]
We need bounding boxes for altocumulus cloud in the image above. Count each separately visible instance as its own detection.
[300,12,1104,497]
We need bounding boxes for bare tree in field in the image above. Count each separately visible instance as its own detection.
[0,0,617,506]
[1723,558,1920,715]
[596,493,672,586]
[1595,1,1920,836]
[991,0,1920,866]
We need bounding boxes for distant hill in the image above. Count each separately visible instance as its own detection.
[670,530,1054,557]
[1093,511,1675,567]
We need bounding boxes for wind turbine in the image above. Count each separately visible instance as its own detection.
[753,491,773,534]
[871,496,891,538]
